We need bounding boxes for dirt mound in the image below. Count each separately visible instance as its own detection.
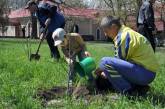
[35,86,92,106]
[36,86,68,101]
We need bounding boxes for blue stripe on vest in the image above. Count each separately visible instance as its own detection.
[125,33,131,57]
[116,32,122,59]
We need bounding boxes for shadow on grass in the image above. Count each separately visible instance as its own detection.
[127,87,165,108]
[149,93,165,107]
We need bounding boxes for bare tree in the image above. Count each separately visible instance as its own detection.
[8,0,29,9]
[159,0,165,38]
[88,0,139,24]
[64,0,87,8]
[59,0,88,32]
[0,0,9,36]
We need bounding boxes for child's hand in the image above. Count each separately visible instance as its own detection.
[95,68,102,76]
[66,58,73,64]
[94,68,107,79]
[101,72,107,79]
[85,51,91,57]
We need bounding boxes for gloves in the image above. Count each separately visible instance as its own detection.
[45,18,51,27]
[39,33,44,40]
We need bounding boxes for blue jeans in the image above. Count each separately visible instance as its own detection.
[99,57,156,93]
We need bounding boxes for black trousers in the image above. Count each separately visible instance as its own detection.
[46,32,60,59]
[137,25,156,52]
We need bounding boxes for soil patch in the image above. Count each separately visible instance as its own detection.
[35,86,92,106]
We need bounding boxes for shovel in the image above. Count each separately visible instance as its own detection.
[30,23,49,61]
[30,29,45,61]
[30,38,44,61]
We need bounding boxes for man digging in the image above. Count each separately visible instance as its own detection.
[52,28,94,94]
[25,0,65,60]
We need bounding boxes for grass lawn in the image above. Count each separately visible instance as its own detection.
[0,38,165,109]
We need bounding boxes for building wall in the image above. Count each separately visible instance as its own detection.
[20,17,31,25]
[4,16,108,40]
[78,20,92,35]
[65,17,93,35]
[92,23,107,41]
[0,17,32,37]
[64,17,107,41]
[0,26,16,37]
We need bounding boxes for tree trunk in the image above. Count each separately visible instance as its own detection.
[136,0,142,9]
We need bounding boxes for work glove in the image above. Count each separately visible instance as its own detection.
[39,33,45,40]
[39,18,51,40]
[45,18,51,27]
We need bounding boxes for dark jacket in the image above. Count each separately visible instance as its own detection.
[137,0,155,31]
[36,1,65,33]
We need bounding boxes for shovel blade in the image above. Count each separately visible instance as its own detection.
[30,54,40,61]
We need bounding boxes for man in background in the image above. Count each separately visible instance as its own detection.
[25,0,65,60]
[22,26,26,38]
[137,0,156,52]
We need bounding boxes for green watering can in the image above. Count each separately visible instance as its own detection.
[75,57,96,77]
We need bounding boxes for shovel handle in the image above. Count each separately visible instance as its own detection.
[35,24,49,54]
[36,39,44,55]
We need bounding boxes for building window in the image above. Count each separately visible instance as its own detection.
[96,28,101,40]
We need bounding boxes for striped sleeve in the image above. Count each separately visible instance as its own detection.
[125,33,131,58]
[115,32,123,59]
[115,32,131,59]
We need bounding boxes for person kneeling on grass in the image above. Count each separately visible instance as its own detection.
[52,28,93,86]
[98,16,159,93]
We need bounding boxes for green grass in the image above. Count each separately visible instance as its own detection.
[0,38,165,109]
